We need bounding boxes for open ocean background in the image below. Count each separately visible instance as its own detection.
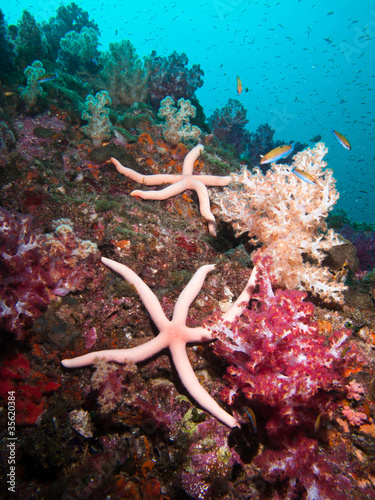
[4,0,375,224]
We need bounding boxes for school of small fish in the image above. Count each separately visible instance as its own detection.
[3,1,372,221]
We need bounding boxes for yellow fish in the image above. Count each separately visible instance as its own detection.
[292,168,316,185]
[314,413,322,432]
[260,144,294,165]
[236,75,242,95]
[332,130,351,150]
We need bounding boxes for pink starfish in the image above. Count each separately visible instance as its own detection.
[62,257,257,428]
[111,145,231,236]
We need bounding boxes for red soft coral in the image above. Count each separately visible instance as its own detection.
[0,353,60,425]
[253,432,359,500]
[0,207,98,340]
[213,256,352,435]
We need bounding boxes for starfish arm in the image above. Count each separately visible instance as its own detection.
[172,265,215,323]
[101,257,169,331]
[188,178,217,236]
[169,340,239,428]
[195,175,231,186]
[131,179,188,200]
[61,333,169,368]
[221,265,258,323]
[182,144,204,175]
[111,158,181,186]
[184,326,214,343]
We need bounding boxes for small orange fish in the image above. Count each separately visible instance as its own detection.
[236,75,242,95]
[332,129,351,150]
[260,144,294,164]
[292,168,316,185]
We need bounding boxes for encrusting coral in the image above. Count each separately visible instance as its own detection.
[213,143,346,302]
[158,96,201,145]
[91,358,136,413]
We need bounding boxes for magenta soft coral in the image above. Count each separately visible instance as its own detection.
[213,256,352,435]
[253,432,365,500]
[0,207,51,338]
[0,207,98,340]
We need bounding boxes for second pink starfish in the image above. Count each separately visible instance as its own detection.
[111,145,231,236]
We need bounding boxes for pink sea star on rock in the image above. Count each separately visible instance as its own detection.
[111,145,231,236]
[62,257,258,428]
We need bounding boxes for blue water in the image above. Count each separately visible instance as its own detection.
[5,0,375,223]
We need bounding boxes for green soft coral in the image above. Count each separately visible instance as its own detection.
[99,40,150,107]
[158,96,201,145]
[81,90,112,147]
[57,27,99,73]
[20,60,45,111]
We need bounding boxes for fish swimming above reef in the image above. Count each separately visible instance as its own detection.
[310,135,322,142]
[260,144,294,165]
[332,129,351,150]
[292,167,316,185]
[237,75,242,95]
[36,73,57,83]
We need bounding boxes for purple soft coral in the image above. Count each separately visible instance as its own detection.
[208,98,251,155]
[148,50,204,110]
[339,224,375,272]
[0,207,50,338]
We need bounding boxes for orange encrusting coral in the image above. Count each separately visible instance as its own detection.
[138,132,154,146]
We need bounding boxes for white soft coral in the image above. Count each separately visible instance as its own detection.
[214,143,346,302]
